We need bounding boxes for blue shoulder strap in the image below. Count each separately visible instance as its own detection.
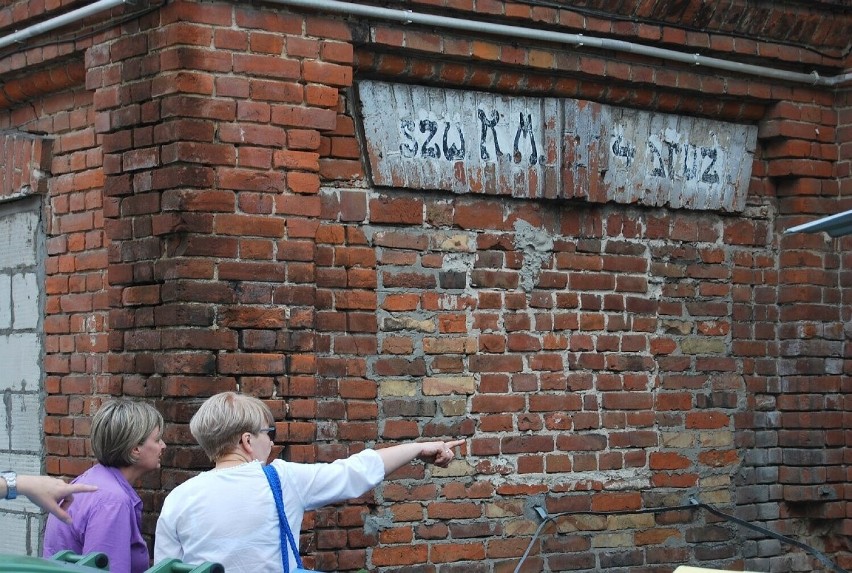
[263,464,305,573]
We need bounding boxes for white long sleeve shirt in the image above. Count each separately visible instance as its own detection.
[154,450,385,572]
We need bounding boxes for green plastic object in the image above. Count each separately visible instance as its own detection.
[50,553,108,570]
[0,555,106,572]
[145,559,224,573]
[0,554,222,573]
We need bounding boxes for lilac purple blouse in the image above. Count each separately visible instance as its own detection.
[43,464,149,573]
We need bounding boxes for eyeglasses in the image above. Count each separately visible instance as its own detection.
[257,426,276,442]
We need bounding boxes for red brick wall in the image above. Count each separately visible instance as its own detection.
[0,132,51,200]
[764,86,851,570]
[0,84,111,478]
[0,0,850,570]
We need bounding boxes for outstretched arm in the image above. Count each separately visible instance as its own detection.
[375,439,466,476]
[8,474,97,524]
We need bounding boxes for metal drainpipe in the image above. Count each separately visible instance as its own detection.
[0,0,129,51]
[0,0,848,87]
[265,0,852,88]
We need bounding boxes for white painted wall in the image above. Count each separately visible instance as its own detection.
[0,198,45,556]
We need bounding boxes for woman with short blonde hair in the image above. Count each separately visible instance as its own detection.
[155,391,464,572]
[44,399,166,573]
[189,391,273,461]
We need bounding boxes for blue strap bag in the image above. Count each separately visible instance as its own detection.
[262,464,315,573]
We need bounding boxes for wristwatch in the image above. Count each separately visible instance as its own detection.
[1,470,16,499]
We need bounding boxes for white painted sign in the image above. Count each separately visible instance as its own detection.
[358,81,757,212]
[359,81,560,199]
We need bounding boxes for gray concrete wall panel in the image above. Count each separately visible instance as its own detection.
[0,200,45,556]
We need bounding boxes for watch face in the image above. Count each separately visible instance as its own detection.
[2,471,16,499]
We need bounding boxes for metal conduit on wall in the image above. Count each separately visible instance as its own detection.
[265,0,852,88]
[0,0,129,51]
[0,0,849,87]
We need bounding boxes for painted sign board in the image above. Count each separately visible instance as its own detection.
[358,81,757,212]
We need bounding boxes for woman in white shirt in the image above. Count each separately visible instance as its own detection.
[154,392,463,572]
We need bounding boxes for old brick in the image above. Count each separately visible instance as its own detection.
[371,544,427,566]
[370,197,423,225]
[431,542,486,563]
[423,376,475,395]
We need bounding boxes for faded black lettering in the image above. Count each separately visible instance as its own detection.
[649,141,665,177]
[442,123,465,160]
[663,141,679,181]
[399,119,418,158]
[514,113,539,165]
[419,119,440,159]
[700,147,719,183]
[478,109,503,161]
[683,144,699,180]
[610,133,635,167]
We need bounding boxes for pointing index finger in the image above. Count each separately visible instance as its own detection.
[69,484,98,494]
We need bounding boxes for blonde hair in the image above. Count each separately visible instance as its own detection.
[91,399,163,467]
[190,392,274,461]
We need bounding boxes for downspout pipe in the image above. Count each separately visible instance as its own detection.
[266,0,852,88]
[0,0,129,51]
